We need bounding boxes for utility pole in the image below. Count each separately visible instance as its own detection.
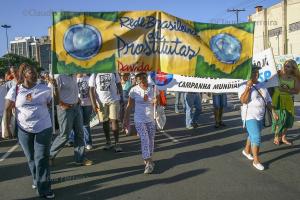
[1,24,11,53]
[227,9,246,23]
[276,34,280,55]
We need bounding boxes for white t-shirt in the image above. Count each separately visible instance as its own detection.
[55,74,79,104]
[77,76,91,106]
[5,83,52,133]
[89,73,120,104]
[238,82,272,121]
[5,80,17,92]
[129,85,157,123]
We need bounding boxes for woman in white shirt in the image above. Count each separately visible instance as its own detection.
[3,63,54,199]
[123,72,159,174]
[238,65,278,171]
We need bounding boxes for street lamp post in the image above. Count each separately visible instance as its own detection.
[1,24,11,53]
[276,34,280,56]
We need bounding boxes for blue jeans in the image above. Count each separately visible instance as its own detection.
[185,93,202,127]
[175,92,185,111]
[81,106,93,145]
[50,104,85,163]
[245,119,263,147]
[18,127,52,196]
[69,106,93,146]
[213,93,227,109]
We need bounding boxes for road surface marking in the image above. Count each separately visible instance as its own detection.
[160,130,179,143]
[0,143,19,162]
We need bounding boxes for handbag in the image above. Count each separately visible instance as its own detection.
[155,105,166,130]
[2,84,19,139]
[253,86,273,127]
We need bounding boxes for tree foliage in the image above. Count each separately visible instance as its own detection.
[0,53,41,75]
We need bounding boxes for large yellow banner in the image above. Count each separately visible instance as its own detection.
[51,11,254,79]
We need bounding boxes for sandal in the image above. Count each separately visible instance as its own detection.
[282,139,293,146]
[273,140,281,145]
[273,136,281,145]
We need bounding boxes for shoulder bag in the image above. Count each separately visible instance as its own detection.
[253,86,273,127]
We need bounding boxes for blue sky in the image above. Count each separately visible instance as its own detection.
[0,0,281,56]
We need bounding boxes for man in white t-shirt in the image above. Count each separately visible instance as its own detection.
[89,73,123,152]
[49,74,93,166]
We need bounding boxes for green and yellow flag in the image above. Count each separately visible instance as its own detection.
[51,11,254,79]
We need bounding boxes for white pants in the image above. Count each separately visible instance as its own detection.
[135,121,156,160]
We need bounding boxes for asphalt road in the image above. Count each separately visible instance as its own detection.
[0,94,300,200]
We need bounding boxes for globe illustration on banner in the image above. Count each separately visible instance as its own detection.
[64,24,102,60]
[150,72,173,86]
[210,33,242,64]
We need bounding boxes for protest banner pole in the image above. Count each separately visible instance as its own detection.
[49,63,56,135]
[153,84,157,120]
[50,18,56,135]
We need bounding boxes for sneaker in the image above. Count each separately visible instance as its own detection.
[186,126,194,130]
[102,143,113,150]
[114,144,123,152]
[191,123,199,128]
[76,158,94,166]
[220,121,226,127]
[85,145,93,150]
[214,123,220,128]
[32,184,37,189]
[144,163,154,174]
[253,162,264,171]
[65,142,74,147]
[175,108,179,114]
[242,150,254,160]
[40,191,55,199]
[120,128,125,134]
[124,128,130,135]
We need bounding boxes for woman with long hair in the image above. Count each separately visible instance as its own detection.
[272,59,300,145]
[3,63,54,198]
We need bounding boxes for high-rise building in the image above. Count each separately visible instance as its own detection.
[10,36,51,70]
[249,0,300,55]
[10,36,37,59]
[37,36,51,70]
